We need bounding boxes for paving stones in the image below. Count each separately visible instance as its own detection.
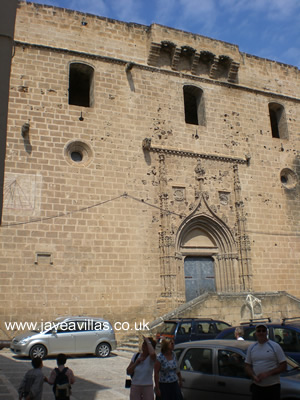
[0,349,134,399]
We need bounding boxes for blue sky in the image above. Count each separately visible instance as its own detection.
[29,0,300,68]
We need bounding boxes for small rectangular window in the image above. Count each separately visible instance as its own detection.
[269,103,288,139]
[69,63,94,107]
[183,85,205,126]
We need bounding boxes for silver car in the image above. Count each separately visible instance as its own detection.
[10,316,117,359]
[175,339,300,400]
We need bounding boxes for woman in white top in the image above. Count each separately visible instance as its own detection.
[126,336,157,400]
[235,326,245,340]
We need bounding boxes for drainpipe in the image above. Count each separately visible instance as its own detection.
[0,0,18,224]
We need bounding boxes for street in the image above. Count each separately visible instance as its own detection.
[0,348,132,399]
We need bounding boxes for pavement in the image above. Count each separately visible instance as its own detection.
[0,348,134,399]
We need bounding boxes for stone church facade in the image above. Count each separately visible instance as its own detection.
[1,1,299,337]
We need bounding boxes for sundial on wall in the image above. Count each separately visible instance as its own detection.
[4,173,41,212]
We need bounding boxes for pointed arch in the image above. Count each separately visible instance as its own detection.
[176,211,239,294]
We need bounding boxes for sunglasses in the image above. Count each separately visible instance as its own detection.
[256,329,267,333]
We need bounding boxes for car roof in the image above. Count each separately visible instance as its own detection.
[163,318,229,323]
[54,316,107,322]
[224,321,300,330]
[175,339,252,351]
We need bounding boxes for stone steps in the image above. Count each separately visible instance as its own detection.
[117,335,139,354]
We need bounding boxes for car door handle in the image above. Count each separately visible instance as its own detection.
[217,381,226,387]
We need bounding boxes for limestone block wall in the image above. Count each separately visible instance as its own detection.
[0,1,299,338]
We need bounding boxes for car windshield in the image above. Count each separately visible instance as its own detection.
[286,355,300,371]
[38,320,63,333]
[30,324,42,333]
[27,322,54,333]
[216,322,231,331]
[160,322,177,334]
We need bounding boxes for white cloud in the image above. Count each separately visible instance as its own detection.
[109,0,145,23]
[220,0,300,20]
[173,0,218,34]
[153,0,179,26]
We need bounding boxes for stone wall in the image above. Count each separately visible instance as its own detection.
[0,1,299,339]
[152,292,300,327]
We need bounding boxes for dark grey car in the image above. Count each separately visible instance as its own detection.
[175,339,300,400]
[155,318,231,345]
[216,318,300,363]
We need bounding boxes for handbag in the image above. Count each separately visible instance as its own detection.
[125,378,131,388]
[125,352,140,388]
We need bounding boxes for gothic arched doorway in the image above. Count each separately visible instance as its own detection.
[176,212,239,301]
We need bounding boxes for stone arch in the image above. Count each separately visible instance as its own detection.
[176,212,239,296]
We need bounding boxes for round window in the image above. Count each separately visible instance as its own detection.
[64,141,93,166]
[71,151,83,162]
[280,168,298,190]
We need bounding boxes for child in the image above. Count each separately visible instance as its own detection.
[48,353,75,400]
[18,357,46,400]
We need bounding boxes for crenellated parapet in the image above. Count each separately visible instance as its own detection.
[148,41,240,83]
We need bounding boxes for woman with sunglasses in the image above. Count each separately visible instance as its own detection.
[154,338,183,400]
[127,335,157,400]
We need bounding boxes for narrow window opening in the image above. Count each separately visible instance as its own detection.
[269,107,280,138]
[69,63,94,107]
[183,85,205,126]
[184,91,198,124]
[269,103,288,139]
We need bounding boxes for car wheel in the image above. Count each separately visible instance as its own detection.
[29,344,47,359]
[96,342,111,357]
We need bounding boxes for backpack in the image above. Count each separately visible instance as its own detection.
[21,369,36,398]
[125,352,140,388]
[53,367,70,399]
[131,352,140,377]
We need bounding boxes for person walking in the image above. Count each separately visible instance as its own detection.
[154,338,183,400]
[18,357,46,400]
[126,335,157,400]
[245,323,287,400]
[48,353,75,400]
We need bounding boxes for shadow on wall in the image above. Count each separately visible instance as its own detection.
[0,353,111,400]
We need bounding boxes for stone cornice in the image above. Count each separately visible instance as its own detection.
[143,140,249,165]
[14,41,300,104]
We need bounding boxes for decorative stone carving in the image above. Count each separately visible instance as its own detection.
[142,137,152,151]
[209,56,220,79]
[219,191,230,205]
[228,61,240,83]
[191,52,201,75]
[171,47,182,71]
[173,187,185,202]
[195,158,205,180]
[147,42,161,66]
[147,41,239,83]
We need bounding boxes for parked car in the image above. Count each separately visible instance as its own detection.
[155,318,231,345]
[175,339,300,400]
[216,317,300,363]
[10,316,117,359]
